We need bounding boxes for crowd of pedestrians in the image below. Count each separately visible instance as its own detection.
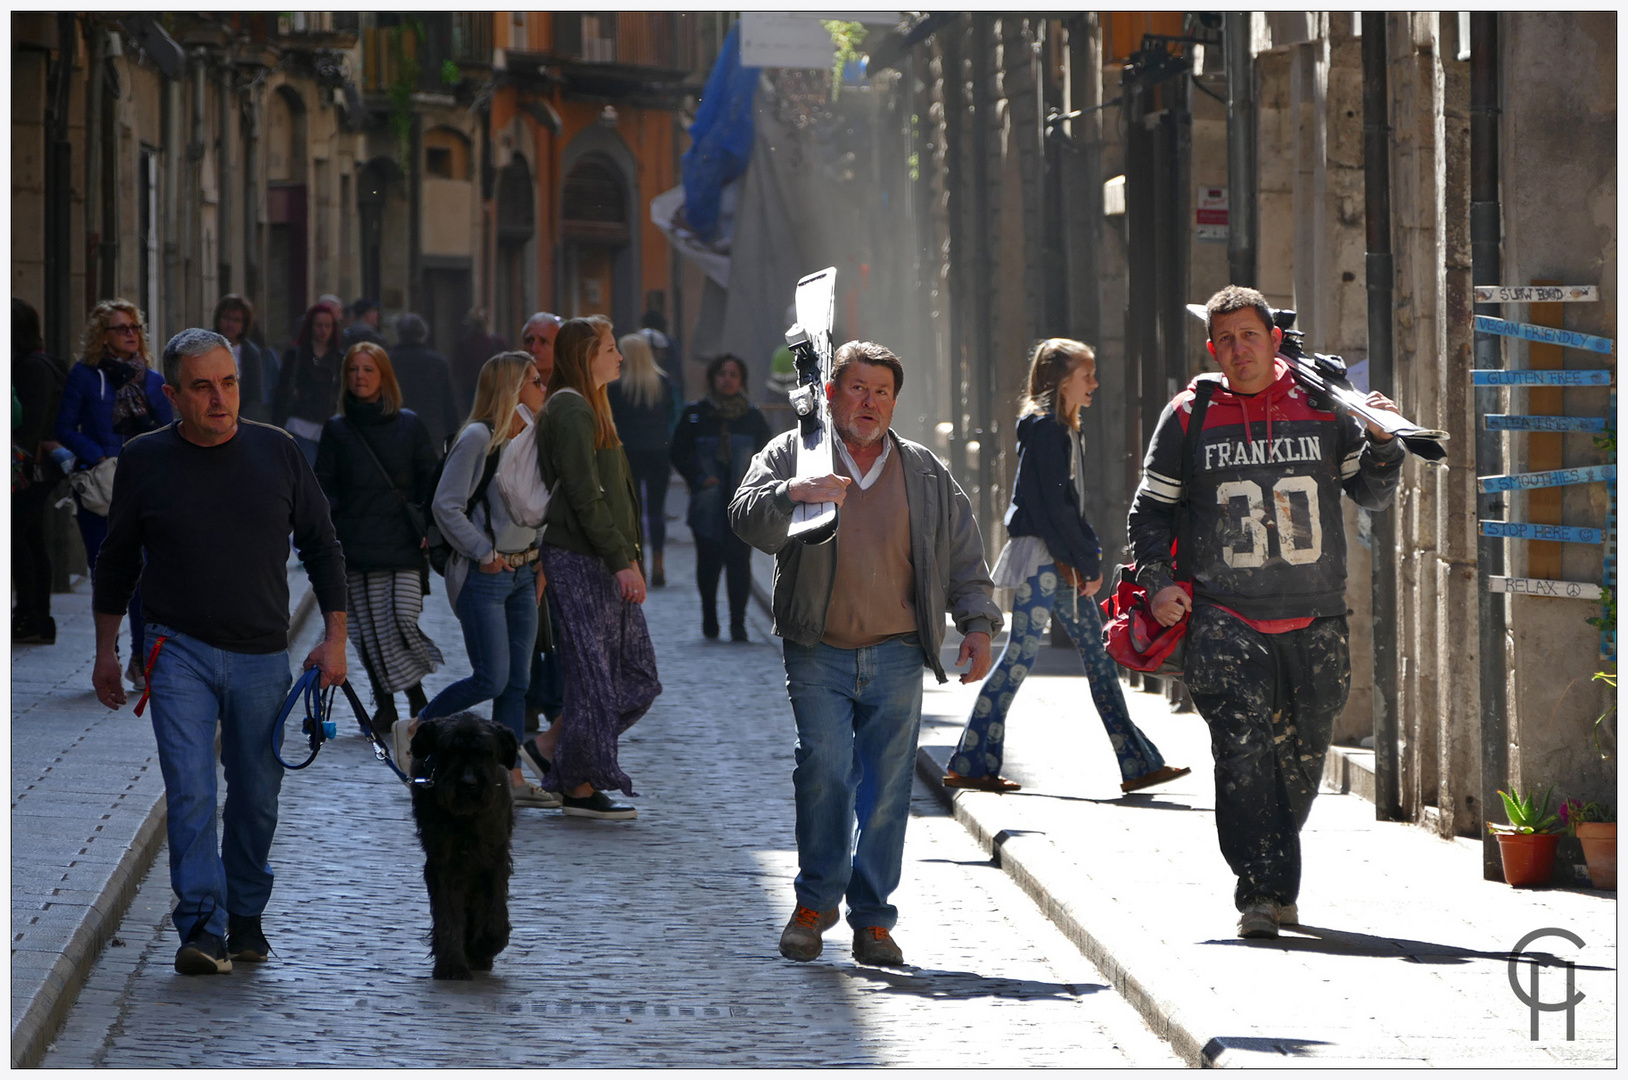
[13,277,1407,976]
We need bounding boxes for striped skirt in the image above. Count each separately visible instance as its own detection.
[345,569,444,693]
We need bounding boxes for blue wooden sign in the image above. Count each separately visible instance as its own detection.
[1471,369,1613,386]
[1479,520,1604,544]
[1473,315,1613,354]
[1478,464,1616,493]
[1484,414,1608,432]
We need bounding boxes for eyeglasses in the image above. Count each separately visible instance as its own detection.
[107,324,139,335]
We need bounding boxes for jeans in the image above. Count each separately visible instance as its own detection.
[77,500,143,659]
[1184,606,1349,910]
[782,636,925,930]
[525,591,565,721]
[624,447,671,554]
[951,565,1166,783]
[423,563,538,744]
[144,621,292,942]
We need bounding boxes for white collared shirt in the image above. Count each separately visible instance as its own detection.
[835,435,892,490]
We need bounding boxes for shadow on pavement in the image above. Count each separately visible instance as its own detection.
[1204,926,1618,972]
[838,965,1109,1001]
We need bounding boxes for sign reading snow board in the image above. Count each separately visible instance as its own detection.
[1473,315,1614,355]
[1477,464,1616,493]
[1479,521,1603,544]
[1474,285,1598,304]
[1488,576,1603,601]
[739,12,900,69]
[1196,186,1227,242]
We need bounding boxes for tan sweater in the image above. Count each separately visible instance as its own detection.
[821,447,917,648]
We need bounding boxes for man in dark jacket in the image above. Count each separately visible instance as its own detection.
[388,313,462,449]
[1127,284,1405,941]
[92,327,348,975]
[12,298,68,643]
[342,298,387,351]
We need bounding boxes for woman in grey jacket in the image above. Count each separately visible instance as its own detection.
[406,351,557,809]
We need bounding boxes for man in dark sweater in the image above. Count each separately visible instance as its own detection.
[1127,285,1405,941]
[92,328,348,976]
[388,312,462,449]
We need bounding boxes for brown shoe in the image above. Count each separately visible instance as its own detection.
[942,771,1022,793]
[1120,765,1192,793]
[853,926,905,967]
[779,905,839,962]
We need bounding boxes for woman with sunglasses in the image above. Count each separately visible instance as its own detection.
[54,299,172,688]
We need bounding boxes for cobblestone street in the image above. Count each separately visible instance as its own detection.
[38,528,1178,1068]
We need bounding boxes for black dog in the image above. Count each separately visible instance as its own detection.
[408,713,517,980]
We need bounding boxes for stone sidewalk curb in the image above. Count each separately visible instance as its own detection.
[11,576,321,1069]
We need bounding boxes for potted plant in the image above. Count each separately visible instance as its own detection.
[1489,785,1562,886]
[1561,798,1616,890]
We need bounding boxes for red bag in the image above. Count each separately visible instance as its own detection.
[1100,569,1190,675]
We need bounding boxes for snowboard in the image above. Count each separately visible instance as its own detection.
[786,266,840,545]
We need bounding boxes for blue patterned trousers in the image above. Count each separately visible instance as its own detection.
[950,565,1166,783]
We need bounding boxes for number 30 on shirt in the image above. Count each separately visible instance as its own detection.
[1215,476,1324,568]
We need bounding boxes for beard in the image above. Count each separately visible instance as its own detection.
[833,414,886,448]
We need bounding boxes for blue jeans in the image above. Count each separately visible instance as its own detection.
[424,563,538,743]
[782,636,925,930]
[951,565,1166,783]
[144,621,292,942]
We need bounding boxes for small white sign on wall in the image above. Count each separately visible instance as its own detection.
[1196,185,1228,242]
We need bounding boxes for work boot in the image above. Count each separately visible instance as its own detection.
[779,905,839,961]
[702,607,720,640]
[853,926,905,967]
[1237,897,1280,939]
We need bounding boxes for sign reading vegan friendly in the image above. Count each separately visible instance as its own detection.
[1473,315,1613,355]
[1474,285,1598,304]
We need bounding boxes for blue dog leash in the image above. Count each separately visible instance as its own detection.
[272,668,425,786]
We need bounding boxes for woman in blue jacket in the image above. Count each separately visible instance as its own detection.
[945,338,1188,795]
[54,299,172,688]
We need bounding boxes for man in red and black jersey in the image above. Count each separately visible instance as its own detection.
[1127,285,1405,939]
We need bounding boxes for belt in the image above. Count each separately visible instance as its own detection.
[500,546,541,568]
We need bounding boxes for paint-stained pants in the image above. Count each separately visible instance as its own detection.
[1183,606,1350,911]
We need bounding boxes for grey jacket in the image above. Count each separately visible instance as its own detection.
[729,429,1002,682]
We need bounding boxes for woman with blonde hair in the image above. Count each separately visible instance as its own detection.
[408,350,557,809]
[532,316,662,820]
[314,342,442,733]
[944,338,1188,795]
[54,298,172,688]
[607,331,678,586]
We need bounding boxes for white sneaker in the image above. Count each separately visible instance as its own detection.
[511,781,562,809]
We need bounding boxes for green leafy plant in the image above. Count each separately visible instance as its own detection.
[1593,669,1616,759]
[441,59,460,88]
[1586,586,1615,636]
[1489,784,1561,835]
[823,20,866,101]
[386,18,427,166]
[1559,796,1614,836]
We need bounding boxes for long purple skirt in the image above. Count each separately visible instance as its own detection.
[542,545,662,796]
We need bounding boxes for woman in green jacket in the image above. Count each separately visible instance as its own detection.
[531,316,663,820]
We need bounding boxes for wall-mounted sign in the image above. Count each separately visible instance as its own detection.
[1471,369,1613,386]
[1474,315,1614,355]
[1196,186,1227,242]
[1478,464,1617,493]
[1479,521,1603,544]
[1484,414,1608,432]
[1474,285,1598,304]
[1488,576,1603,600]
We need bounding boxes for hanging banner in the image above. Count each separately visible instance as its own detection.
[1473,315,1613,355]
[1484,414,1608,432]
[1488,576,1603,601]
[1471,369,1613,386]
[1479,521,1604,544]
[1478,464,1616,493]
[1474,285,1598,304]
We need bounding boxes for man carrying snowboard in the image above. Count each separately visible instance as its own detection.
[1127,285,1405,939]
[731,340,1001,966]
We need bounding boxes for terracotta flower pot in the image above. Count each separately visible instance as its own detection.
[1575,822,1617,890]
[1495,831,1560,887]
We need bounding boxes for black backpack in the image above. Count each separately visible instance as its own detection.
[424,434,500,575]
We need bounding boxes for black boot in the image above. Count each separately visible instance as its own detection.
[372,696,398,736]
[406,682,428,717]
[702,606,720,640]
[730,616,749,643]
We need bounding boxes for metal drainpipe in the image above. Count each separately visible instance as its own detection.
[217,60,233,295]
[970,14,995,539]
[190,52,207,322]
[1224,11,1256,288]
[243,80,261,332]
[85,25,104,312]
[1362,13,1402,822]
[942,20,968,485]
[1469,12,1508,881]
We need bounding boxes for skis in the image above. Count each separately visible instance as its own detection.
[786,267,839,544]
[1183,303,1451,462]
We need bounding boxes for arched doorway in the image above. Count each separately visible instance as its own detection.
[495,157,536,341]
[561,154,629,323]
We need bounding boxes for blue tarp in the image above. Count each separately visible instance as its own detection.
[681,22,760,242]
